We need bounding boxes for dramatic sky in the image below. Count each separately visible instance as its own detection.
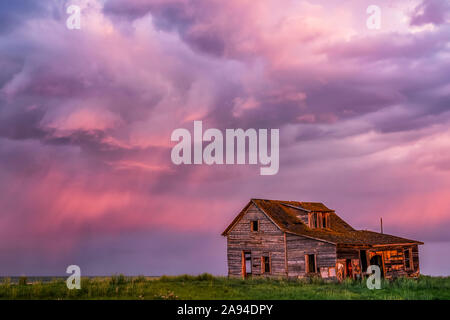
[0,0,449,276]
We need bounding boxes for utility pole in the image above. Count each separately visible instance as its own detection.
[380,217,383,234]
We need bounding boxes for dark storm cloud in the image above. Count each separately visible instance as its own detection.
[0,0,46,33]
[104,0,228,57]
[0,0,71,34]
[410,0,450,26]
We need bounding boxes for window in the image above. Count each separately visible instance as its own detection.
[322,213,328,228]
[250,220,259,232]
[309,213,329,229]
[404,249,413,270]
[243,251,252,276]
[305,254,317,273]
[261,256,271,274]
[309,213,317,228]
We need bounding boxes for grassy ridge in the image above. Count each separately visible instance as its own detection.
[0,274,449,300]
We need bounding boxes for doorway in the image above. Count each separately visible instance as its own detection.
[242,251,252,277]
[369,254,384,278]
[360,250,368,273]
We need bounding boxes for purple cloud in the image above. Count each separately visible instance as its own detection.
[410,0,450,26]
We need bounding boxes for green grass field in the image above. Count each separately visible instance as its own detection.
[1,274,449,300]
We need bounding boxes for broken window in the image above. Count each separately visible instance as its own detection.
[261,256,271,274]
[250,220,259,232]
[309,213,328,229]
[305,254,317,273]
[322,213,328,228]
[317,213,323,228]
[309,213,317,228]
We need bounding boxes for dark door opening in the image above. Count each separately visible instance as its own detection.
[360,250,368,273]
[369,254,384,278]
[345,259,353,278]
[306,254,316,273]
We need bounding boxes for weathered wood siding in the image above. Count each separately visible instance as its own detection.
[379,245,420,279]
[286,233,336,278]
[336,246,360,260]
[226,204,286,278]
[412,245,420,275]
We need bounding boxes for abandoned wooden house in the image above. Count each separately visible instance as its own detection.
[222,199,423,280]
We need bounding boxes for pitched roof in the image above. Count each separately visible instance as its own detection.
[222,199,423,246]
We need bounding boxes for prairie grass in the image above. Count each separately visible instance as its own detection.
[0,274,449,300]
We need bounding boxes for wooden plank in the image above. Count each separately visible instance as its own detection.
[285,233,336,278]
[284,233,288,277]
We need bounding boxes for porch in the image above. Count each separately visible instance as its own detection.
[336,244,420,281]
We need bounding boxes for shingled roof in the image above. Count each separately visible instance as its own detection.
[222,199,423,246]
